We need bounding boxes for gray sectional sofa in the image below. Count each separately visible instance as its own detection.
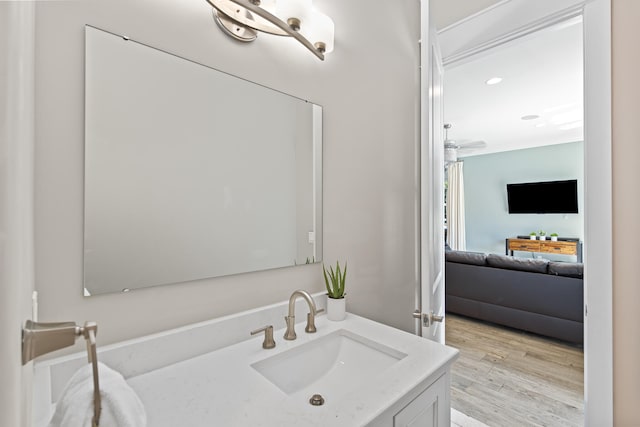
[445,250,584,344]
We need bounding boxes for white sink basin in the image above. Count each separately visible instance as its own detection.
[251,329,407,401]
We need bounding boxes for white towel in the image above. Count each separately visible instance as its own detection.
[48,362,147,427]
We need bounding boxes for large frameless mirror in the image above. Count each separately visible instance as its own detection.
[83,26,322,296]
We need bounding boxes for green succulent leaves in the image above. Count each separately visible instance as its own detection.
[323,261,347,299]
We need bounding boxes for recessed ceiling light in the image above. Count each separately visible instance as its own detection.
[485,77,503,85]
[521,115,540,121]
[535,123,546,128]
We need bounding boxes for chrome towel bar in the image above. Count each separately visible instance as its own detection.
[22,320,102,426]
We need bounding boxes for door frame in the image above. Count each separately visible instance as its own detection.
[417,0,446,343]
[0,2,37,427]
[424,0,612,424]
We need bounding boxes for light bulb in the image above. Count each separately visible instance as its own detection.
[276,0,312,30]
[445,148,457,163]
[302,10,334,53]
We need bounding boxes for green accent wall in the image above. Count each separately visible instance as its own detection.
[463,141,583,259]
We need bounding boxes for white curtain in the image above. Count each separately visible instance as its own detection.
[446,161,466,250]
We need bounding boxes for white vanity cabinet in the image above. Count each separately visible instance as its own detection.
[33,296,458,427]
[393,373,449,427]
[369,369,451,427]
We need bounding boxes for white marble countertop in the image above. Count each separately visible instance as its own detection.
[126,313,459,427]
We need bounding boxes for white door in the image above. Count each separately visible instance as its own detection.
[417,0,445,343]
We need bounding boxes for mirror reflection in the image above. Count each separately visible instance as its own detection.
[83,26,322,296]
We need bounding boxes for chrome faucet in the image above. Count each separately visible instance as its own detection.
[283,290,323,340]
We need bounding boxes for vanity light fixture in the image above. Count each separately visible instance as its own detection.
[205,0,335,61]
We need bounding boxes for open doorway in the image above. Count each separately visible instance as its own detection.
[441,16,586,426]
[444,17,584,255]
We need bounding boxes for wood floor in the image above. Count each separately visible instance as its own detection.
[445,314,584,427]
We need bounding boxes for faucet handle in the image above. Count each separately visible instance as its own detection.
[250,325,276,349]
[305,308,324,333]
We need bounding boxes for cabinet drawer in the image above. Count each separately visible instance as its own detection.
[509,241,540,251]
[542,241,577,255]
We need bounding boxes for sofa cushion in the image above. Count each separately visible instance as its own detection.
[445,250,487,266]
[486,254,549,274]
[548,261,584,278]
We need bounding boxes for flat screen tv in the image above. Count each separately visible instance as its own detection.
[507,179,578,214]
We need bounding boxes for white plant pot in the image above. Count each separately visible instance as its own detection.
[551,236,558,241]
[539,236,546,241]
[327,296,346,321]
[530,235,536,240]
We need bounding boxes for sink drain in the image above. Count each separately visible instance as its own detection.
[309,394,325,406]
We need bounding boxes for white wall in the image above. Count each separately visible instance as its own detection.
[34,0,421,350]
[463,141,584,257]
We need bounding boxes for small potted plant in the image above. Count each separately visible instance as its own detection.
[323,261,347,321]
[529,231,537,240]
[550,232,559,242]
[538,230,547,241]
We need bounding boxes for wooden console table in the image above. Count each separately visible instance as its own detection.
[505,238,583,262]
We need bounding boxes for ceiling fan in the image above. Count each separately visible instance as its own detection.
[443,123,487,163]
